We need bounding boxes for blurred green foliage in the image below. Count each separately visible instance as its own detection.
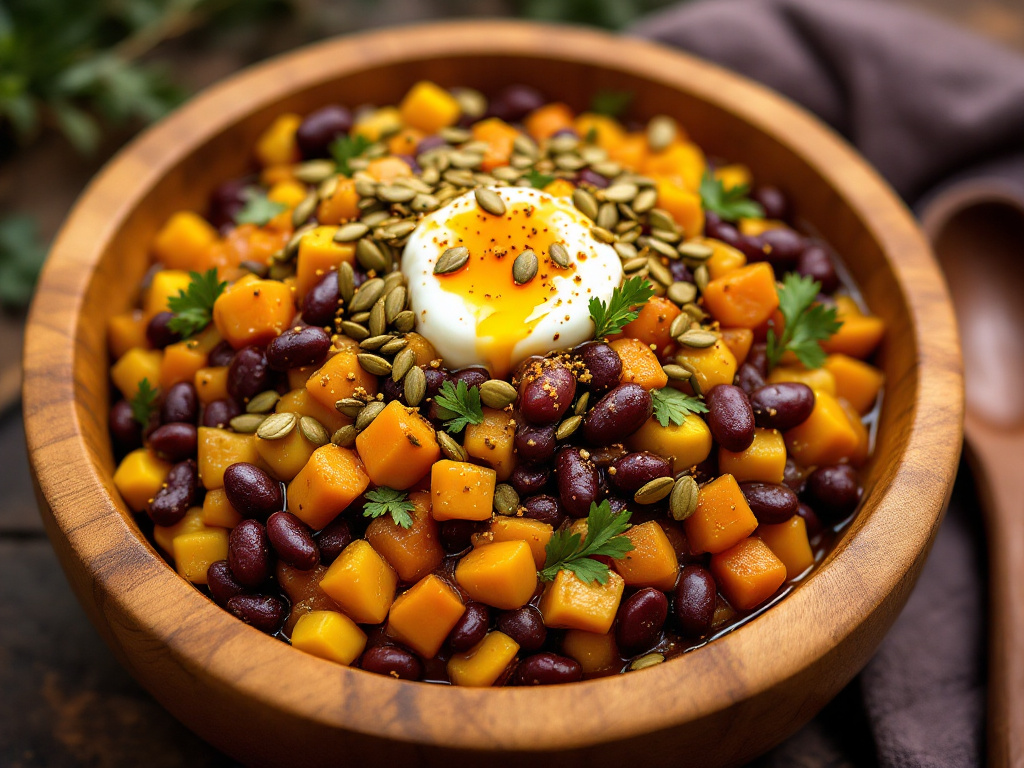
[519,0,676,29]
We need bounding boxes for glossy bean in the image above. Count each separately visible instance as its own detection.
[201,398,241,428]
[735,362,766,396]
[577,168,609,189]
[746,344,769,378]
[227,346,270,403]
[674,564,716,639]
[109,400,142,451]
[207,560,246,607]
[609,451,671,494]
[521,495,565,528]
[148,422,197,462]
[582,384,652,446]
[316,518,352,564]
[452,366,489,390]
[145,311,181,349]
[616,587,669,655]
[423,367,452,399]
[146,460,197,526]
[514,424,557,464]
[296,105,352,159]
[669,260,694,284]
[488,84,545,122]
[301,270,341,328]
[575,341,622,396]
[705,384,755,452]
[510,464,550,497]
[226,594,284,633]
[161,382,199,424]
[266,326,331,371]
[803,465,862,521]
[749,382,815,432]
[208,178,249,231]
[796,243,840,294]
[752,227,805,268]
[496,606,547,652]
[439,520,482,554]
[519,363,576,425]
[796,502,824,539]
[360,644,422,681]
[266,511,319,570]
[783,458,808,496]
[555,447,600,518]
[515,653,583,686]
[228,519,272,588]
[223,462,284,520]
[752,186,788,221]
[740,482,799,524]
[207,340,236,368]
[447,602,490,652]
[381,377,406,405]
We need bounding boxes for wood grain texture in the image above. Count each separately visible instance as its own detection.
[23,21,963,768]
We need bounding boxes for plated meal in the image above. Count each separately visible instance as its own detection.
[106,80,886,687]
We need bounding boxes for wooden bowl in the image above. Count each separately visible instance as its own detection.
[23,21,963,767]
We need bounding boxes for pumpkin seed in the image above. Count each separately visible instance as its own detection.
[632,187,657,213]
[285,223,317,259]
[355,178,379,197]
[229,413,265,434]
[392,347,416,382]
[591,226,617,244]
[336,397,366,418]
[550,134,579,153]
[294,159,336,184]
[437,430,467,462]
[367,298,386,337]
[669,313,691,339]
[393,310,416,333]
[348,277,385,313]
[580,145,608,165]
[479,379,518,409]
[492,483,520,516]
[675,360,703,396]
[630,653,666,671]
[546,242,570,269]
[604,183,638,204]
[453,88,486,119]
[647,257,673,286]
[411,193,440,213]
[679,329,718,348]
[377,185,417,204]
[651,227,681,244]
[647,115,678,152]
[513,134,538,158]
[356,239,388,273]
[440,125,472,144]
[443,169,476,187]
[350,311,370,325]
[449,151,483,169]
[572,188,599,221]
[435,246,470,275]
[683,302,707,323]
[678,242,714,261]
[360,208,388,225]
[662,364,693,382]
[623,256,648,273]
[669,475,699,521]
[359,334,393,351]
[647,209,676,233]
[634,476,675,504]
[554,153,585,171]
[299,416,330,447]
[268,262,295,281]
[621,173,656,188]
[474,187,507,216]
[491,166,522,182]
[668,281,698,306]
[614,241,638,261]
[596,202,619,231]
[246,390,281,414]
[382,271,405,294]
[379,220,417,241]
[335,222,369,243]
[256,412,297,441]
[403,365,427,407]
[694,264,710,293]
[646,237,678,260]
[590,160,621,178]
[619,228,640,244]
[574,391,590,416]
[357,353,392,376]
[512,250,539,285]
[379,336,408,355]
[555,415,583,441]
[340,321,369,341]
[332,424,358,447]
[355,400,386,432]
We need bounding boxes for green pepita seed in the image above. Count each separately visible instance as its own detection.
[384,286,407,323]
[291,192,318,228]
[632,187,658,213]
[647,115,678,152]
[554,153,585,171]
[604,183,638,204]
[678,242,714,261]
[393,310,416,333]
[694,264,710,293]
[246,390,281,414]
[574,391,590,416]
[683,302,708,323]
[382,271,405,294]
[549,134,579,153]
[355,178,379,198]
[360,208,388,225]
[647,209,676,233]
[647,257,674,286]
[348,277,385,313]
[443,169,476,187]
[669,475,699,521]
[359,334,393,351]
[623,256,648,273]
[668,281,698,306]
[332,424,358,447]
[229,413,265,434]
[392,347,416,382]
[294,159,336,184]
[453,88,486,119]
[435,246,470,275]
[591,226,617,244]
[336,397,366,418]
[368,299,386,337]
[549,242,571,269]
[555,415,583,441]
[662,364,693,382]
[474,187,507,216]
[299,416,329,447]
[679,329,718,348]
[356,239,388,273]
[512,250,539,285]
[669,313,691,339]
[268,262,295,281]
[256,412,296,441]
[335,222,369,243]
[449,151,483,169]
[379,337,408,355]
[651,228,681,244]
[411,193,440,213]
[630,653,666,671]
[513,134,538,158]
[479,379,518,409]
[614,241,638,261]
[377,185,417,204]
[357,353,392,376]
[285,223,317,259]
[591,160,621,178]
[351,311,371,324]
[596,202,619,231]
[403,365,427,407]
[572,188,599,221]
[493,484,520,516]
[676,360,703,396]
[437,430,467,462]
[318,175,339,201]
[340,321,369,341]
[440,125,472,144]
[379,220,417,240]
[634,476,675,504]
[646,237,679,260]
[355,400,386,432]
[491,166,522,183]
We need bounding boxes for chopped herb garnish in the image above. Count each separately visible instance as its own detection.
[698,171,764,222]
[330,133,372,177]
[588,275,655,339]
[363,487,415,529]
[589,89,633,118]
[766,272,844,371]
[539,500,634,585]
[167,268,227,339]
[651,387,708,427]
[434,379,484,433]
[524,168,556,189]
[234,187,287,226]
[129,377,159,428]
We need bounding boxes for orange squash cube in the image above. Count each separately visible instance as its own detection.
[463,408,515,481]
[574,113,625,152]
[562,629,621,676]
[609,337,668,390]
[672,338,737,395]
[525,102,575,141]
[291,610,367,666]
[473,517,554,568]
[642,141,705,191]
[720,327,754,365]
[296,226,356,300]
[653,178,704,236]
[194,366,230,405]
[404,333,438,367]
[255,113,301,167]
[365,492,444,583]
[113,448,172,512]
[305,351,379,413]
[173,529,229,584]
[355,400,440,489]
[153,506,205,555]
[821,314,885,360]
[430,460,496,521]
[255,423,319,481]
[455,540,538,610]
[317,178,360,224]
[471,117,521,172]
[702,262,780,329]
[152,211,219,272]
[276,387,351,435]
[620,296,682,355]
[542,178,575,197]
[710,537,787,611]
[144,270,192,317]
[784,390,861,466]
[825,354,884,414]
[111,348,162,400]
[387,574,466,658]
[758,516,814,579]
[447,631,520,687]
[704,238,748,281]
[287,444,370,530]
[197,427,260,490]
[212,277,294,349]
[714,164,752,191]
[628,413,712,474]
[352,107,402,143]
[539,569,625,634]
[684,474,758,554]
[319,539,398,624]
[612,520,679,590]
[158,327,220,390]
[107,310,149,360]
[718,428,787,484]
[201,488,243,529]
[399,81,460,134]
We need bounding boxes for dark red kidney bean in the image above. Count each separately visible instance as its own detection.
[202,398,241,428]
[148,422,197,462]
[609,451,671,494]
[705,217,743,247]
[783,458,808,495]
[226,594,284,633]
[447,602,490,652]
[735,362,766,395]
[616,587,669,655]
[266,511,319,570]
[382,376,407,405]
[803,465,862,521]
[749,382,815,432]
[516,653,583,686]
[754,228,805,267]
[452,366,489,389]
[740,482,799,524]
[510,464,549,497]
[575,341,622,396]
[488,84,545,122]
[316,518,352,564]
[227,346,270,403]
[266,326,331,371]
[228,519,272,588]
[674,565,716,639]
[705,384,756,452]
[606,496,629,515]
[555,447,600,518]
[746,343,768,377]
[147,460,197,526]
[145,311,181,348]
[522,495,565,528]
[207,560,246,607]
[423,367,452,398]
[752,186,788,221]
[582,384,653,446]
[519,363,576,425]
[296,105,352,158]
[669,260,694,284]
[796,243,840,294]
[207,340,236,368]
[514,424,557,464]
[224,462,283,519]
[360,644,422,681]
[577,168,609,189]
[161,382,199,424]
[796,502,824,538]
[301,270,341,328]
[496,606,547,652]
[208,177,250,231]
[439,520,481,554]
[109,400,142,451]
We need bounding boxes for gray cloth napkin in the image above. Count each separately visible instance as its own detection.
[630,0,1024,764]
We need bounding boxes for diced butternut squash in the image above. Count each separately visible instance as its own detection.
[201,488,243,529]
[704,239,748,281]
[758,516,814,579]
[607,133,648,171]
[352,106,402,142]
[672,338,737,395]
[471,117,521,172]
[684,473,758,554]
[276,387,351,435]
[291,610,367,665]
[447,631,519,687]
[158,326,220,390]
[111,348,163,400]
[319,539,398,624]
[525,102,575,141]
[720,327,754,365]
[612,520,679,590]
[825,354,884,414]
[821,314,885,360]
[620,296,682,355]
[768,365,836,396]
[609,337,668,391]
[702,263,780,329]
[562,629,621,676]
[365,492,444,583]
[152,211,218,271]
[113,448,172,512]
[431,460,496,522]
[194,366,230,405]
[839,397,871,467]
[710,537,787,611]
[144,270,192,317]
[305,351,378,412]
[277,562,335,635]
[296,226,355,300]
[267,179,307,209]
[173,529,229,584]
[387,126,425,156]
[355,400,440,489]
[539,569,625,634]
[718,428,787,484]
[784,390,861,466]
[455,540,537,610]
[255,422,319,481]
[399,81,460,134]
[642,140,706,191]
[365,156,413,183]
[714,164,751,191]
[654,177,704,236]
[255,113,301,167]
[197,427,260,490]
[212,277,294,349]
[628,413,712,474]
[153,506,205,555]
[473,517,553,569]
[573,113,625,153]
[463,408,515,481]
[317,177,360,224]
[387,574,466,657]
[287,444,370,530]
[107,310,148,359]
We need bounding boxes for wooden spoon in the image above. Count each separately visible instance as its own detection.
[926,189,1024,767]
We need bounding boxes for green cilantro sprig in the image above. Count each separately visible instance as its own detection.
[525,169,556,189]
[539,500,635,585]
[589,276,655,339]
[363,487,415,529]
[433,380,484,433]
[129,378,159,428]
[330,133,372,177]
[698,171,764,222]
[167,268,227,339]
[766,273,844,371]
[650,387,708,427]
[234,187,287,226]
[590,90,633,118]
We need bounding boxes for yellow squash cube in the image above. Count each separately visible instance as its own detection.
[672,338,737,394]
[291,610,367,666]
[255,113,301,167]
[144,269,192,317]
[296,226,355,299]
[758,516,814,579]
[255,424,318,482]
[112,448,171,512]
[111,348,163,400]
[612,521,679,590]
[474,517,554,569]
[628,413,712,474]
[319,540,398,624]
[562,630,621,676]
[201,489,243,529]
[463,408,515,481]
[152,211,218,272]
[399,81,460,134]
[153,506,205,555]
[195,366,230,405]
[538,570,625,634]
[825,354,884,414]
[430,460,496,521]
[107,310,148,360]
[718,428,787,484]
[785,390,861,466]
[197,427,260,490]
[173,528,229,584]
[447,631,520,687]
[768,365,837,396]
[455,540,537,610]
[387,574,466,658]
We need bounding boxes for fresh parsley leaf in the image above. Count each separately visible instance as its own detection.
[651,387,708,427]
[590,90,633,118]
[433,379,484,433]
[588,275,655,339]
[129,378,159,428]
[330,133,372,177]
[167,268,227,339]
[234,187,287,226]
[766,272,844,371]
[698,171,765,222]
[362,487,415,529]
[525,169,556,189]
[539,500,635,585]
